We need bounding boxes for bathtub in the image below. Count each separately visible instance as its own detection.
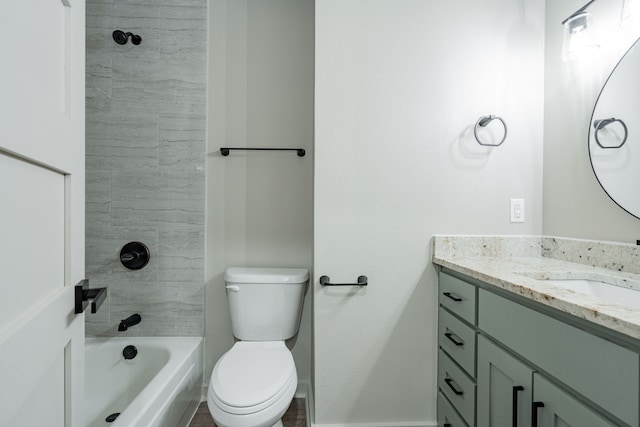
[85,337,203,427]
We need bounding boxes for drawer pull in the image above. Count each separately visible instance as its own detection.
[444,331,464,346]
[532,401,544,427]
[444,377,464,396]
[444,424,451,427]
[512,385,524,427]
[443,292,462,302]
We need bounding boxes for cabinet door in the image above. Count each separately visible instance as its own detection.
[477,336,533,427]
[532,374,617,427]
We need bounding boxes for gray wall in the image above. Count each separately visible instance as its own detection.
[206,0,315,393]
[85,0,207,336]
[543,0,640,242]
[314,0,544,424]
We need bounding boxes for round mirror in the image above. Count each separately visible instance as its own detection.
[589,37,640,219]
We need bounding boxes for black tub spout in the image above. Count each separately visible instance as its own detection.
[118,314,141,331]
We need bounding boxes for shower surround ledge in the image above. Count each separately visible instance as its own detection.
[432,235,640,340]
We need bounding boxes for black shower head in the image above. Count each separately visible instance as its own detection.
[112,30,142,46]
[112,30,128,45]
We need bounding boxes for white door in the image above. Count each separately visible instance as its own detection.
[0,1,85,426]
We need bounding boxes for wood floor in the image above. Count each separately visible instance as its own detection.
[189,398,306,427]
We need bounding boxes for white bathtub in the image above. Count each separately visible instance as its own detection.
[85,337,203,427]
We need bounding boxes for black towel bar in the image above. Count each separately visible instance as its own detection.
[320,275,368,286]
[220,147,306,157]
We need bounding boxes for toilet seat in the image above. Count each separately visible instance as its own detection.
[210,341,296,415]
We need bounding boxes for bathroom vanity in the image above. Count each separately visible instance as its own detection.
[433,236,640,427]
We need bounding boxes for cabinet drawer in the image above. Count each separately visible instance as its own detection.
[439,308,476,377]
[438,391,470,427]
[479,290,639,427]
[438,349,475,426]
[439,272,476,324]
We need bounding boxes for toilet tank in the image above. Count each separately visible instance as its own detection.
[224,267,309,341]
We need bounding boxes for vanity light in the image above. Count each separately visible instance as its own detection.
[562,10,600,61]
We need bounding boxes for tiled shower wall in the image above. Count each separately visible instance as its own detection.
[85,0,206,336]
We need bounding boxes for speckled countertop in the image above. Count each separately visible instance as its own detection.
[432,235,640,340]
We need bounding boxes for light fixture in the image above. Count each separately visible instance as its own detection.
[621,0,640,27]
[562,1,601,61]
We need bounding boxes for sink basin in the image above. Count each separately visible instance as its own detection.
[539,279,640,310]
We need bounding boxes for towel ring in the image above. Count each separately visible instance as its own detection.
[474,115,507,147]
[593,118,628,149]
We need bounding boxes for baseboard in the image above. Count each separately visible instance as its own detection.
[295,380,309,399]
[299,381,313,427]
[304,384,434,427]
[200,382,207,402]
[311,422,436,427]
[202,380,435,427]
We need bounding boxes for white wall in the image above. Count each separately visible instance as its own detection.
[543,0,640,242]
[314,1,545,425]
[206,0,315,391]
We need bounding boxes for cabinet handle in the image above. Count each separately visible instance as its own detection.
[444,377,464,396]
[444,331,464,346]
[444,424,451,427]
[443,292,462,302]
[531,401,544,427]
[512,385,524,427]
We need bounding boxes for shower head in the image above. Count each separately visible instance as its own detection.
[112,30,142,46]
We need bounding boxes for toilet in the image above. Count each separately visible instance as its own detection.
[207,267,309,427]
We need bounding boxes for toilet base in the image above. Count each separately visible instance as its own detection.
[272,420,283,427]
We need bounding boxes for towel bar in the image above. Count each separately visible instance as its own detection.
[220,147,306,157]
[319,275,368,286]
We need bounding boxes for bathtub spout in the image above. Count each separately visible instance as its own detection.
[118,314,141,331]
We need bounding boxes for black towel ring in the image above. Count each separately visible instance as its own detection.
[593,118,628,149]
[474,115,507,147]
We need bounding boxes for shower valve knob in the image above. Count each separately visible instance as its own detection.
[120,241,150,270]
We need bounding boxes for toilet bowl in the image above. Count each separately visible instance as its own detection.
[207,267,308,427]
[207,341,297,427]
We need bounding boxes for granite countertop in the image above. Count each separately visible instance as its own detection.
[432,235,640,340]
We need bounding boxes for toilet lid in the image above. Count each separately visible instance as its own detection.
[211,341,296,409]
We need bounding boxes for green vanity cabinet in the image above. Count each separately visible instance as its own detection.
[437,271,477,427]
[437,269,640,427]
[476,336,618,427]
[532,374,616,427]
[479,289,638,426]
[476,336,532,427]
